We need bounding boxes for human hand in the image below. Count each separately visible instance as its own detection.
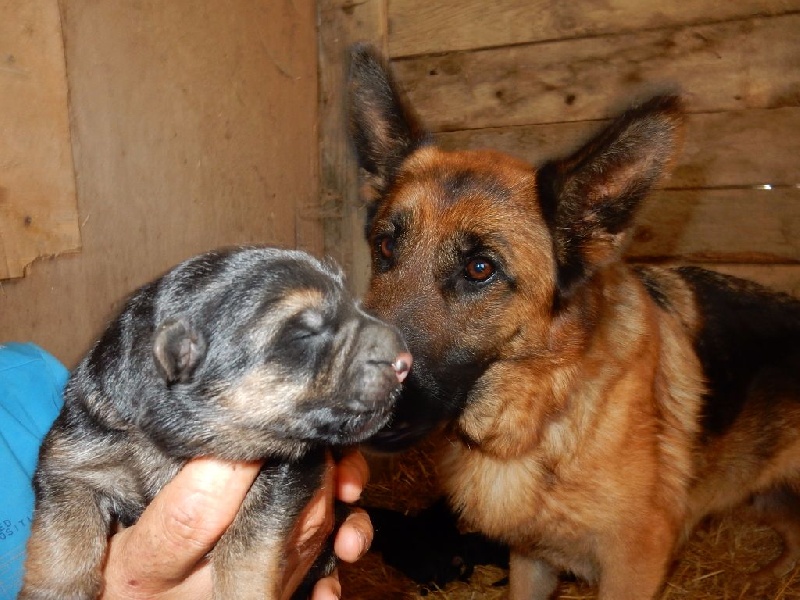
[101,451,373,599]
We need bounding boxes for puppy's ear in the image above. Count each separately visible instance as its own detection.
[537,95,684,300]
[348,44,429,221]
[153,318,207,384]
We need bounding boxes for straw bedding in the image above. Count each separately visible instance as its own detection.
[340,444,800,599]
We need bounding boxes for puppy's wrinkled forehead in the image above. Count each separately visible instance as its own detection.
[263,287,328,331]
[276,287,327,314]
[251,265,342,337]
[187,252,345,348]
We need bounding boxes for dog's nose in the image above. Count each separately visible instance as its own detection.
[393,353,412,383]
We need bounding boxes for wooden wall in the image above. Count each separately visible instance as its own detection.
[0,0,321,368]
[320,0,800,297]
[0,2,81,281]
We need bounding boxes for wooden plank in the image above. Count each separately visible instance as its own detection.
[626,262,800,297]
[0,0,80,279]
[389,0,800,57]
[317,0,388,297]
[391,13,800,131]
[437,107,800,189]
[628,188,800,263]
[0,0,320,367]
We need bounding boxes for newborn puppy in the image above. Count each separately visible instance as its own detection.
[21,246,410,600]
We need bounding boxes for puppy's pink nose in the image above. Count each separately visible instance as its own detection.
[393,353,412,383]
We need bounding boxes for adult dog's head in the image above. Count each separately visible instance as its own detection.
[348,44,684,453]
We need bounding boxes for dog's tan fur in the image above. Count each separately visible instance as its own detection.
[438,262,705,598]
[349,46,800,599]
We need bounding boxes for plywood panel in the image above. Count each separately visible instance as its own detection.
[437,107,800,188]
[0,0,80,280]
[392,13,800,131]
[0,0,320,367]
[389,0,800,57]
[629,188,800,262]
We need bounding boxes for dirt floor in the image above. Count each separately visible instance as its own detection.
[340,444,800,599]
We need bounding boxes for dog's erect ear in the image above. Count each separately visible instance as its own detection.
[348,44,428,203]
[536,95,684,300]
[153,318,208,384]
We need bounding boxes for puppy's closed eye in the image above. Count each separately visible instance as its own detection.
[296,310,328,339]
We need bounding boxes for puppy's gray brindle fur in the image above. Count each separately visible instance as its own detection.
[21,246,410,600]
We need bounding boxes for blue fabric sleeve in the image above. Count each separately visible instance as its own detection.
[0,343,67,600]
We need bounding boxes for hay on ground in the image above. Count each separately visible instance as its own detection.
[341,445,800,599]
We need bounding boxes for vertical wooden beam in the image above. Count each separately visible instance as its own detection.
[317,0,387,296]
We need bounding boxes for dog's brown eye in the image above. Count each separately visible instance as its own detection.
[465,258,495,282]
[377,236,395,260]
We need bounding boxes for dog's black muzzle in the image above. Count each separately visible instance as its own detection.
[364,375,452,452]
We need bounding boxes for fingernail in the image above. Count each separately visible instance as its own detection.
[339,480,362,503]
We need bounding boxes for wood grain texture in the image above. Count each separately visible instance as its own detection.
[629,188,800,262]
[0,0,80,280]
[0,0,320,367]
[317,0,387,297]
[437,107,800,189]
[389,0,800,57]
[391,13,800,131]
[329,7,800,300]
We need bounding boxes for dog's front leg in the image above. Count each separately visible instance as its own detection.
[509,550,559,600]
[595,516,676,600]
[212,473,294,600]
[213,529,286,600]
[21,481,110,600]
[212,457,329,600]
[596,553,669,600]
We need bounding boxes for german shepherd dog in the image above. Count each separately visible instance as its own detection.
[348,45,800,599]
[21,246,411,600]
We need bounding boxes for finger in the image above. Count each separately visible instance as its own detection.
[311,569,342,600]
[333,508,373,563]
[106,458,261,594]
[334,450,369,503]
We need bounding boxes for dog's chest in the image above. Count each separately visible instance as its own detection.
[439,441,608,564]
